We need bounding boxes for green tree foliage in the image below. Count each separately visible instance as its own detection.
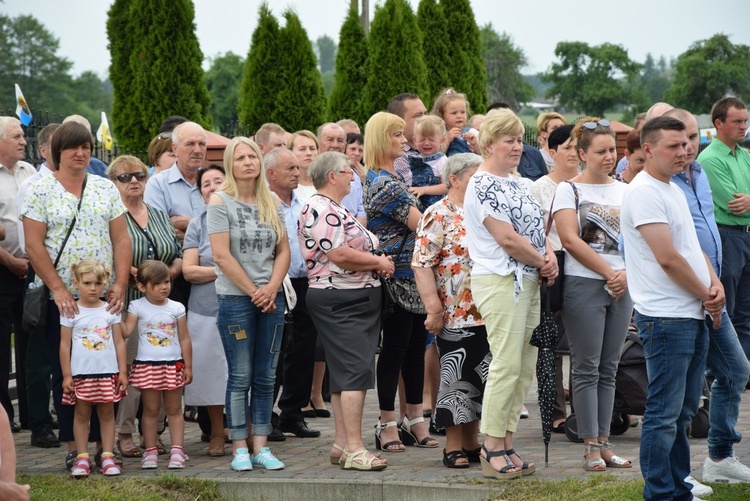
[70,72,114,125]
[441,0,487,113]
[361,0,428,119]
[205,52,244,131]
[641,54,673,104]
[109,0,211,151]
[328,2,369,124]
[0,14,76,115]
[316,35,337,73]
[480,23,534,110]
[416,0,450,103]
[665,34,750,114]
[542,41,641,116]
[238,2,281,132]
[107,0,138,144]
[271,9,327,132]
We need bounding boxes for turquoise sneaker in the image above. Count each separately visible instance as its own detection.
[251,447,285,470]
[231,447,253,471]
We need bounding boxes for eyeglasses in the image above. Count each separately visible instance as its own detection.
[581,119,611,130]
[157,132,172,141]
[116,172,148,182]
[338,169,355,177]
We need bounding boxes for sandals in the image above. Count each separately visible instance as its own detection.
[208,435,226,457]
[117,438,141,458]
[443,449,470,469]
[330,443,344,465]
[70,456,91,478]
[462,447,481,463]
[583,442,606,472]
[599,440,632,468]
[506,448,535,475]
[480,445,522,479]
[374,419,405,452]
[183,406,198,422]
[340,449,387,471]
[398,416,438,448]
[99,452,122,476]
[65,450,78,471]
[140,436,166,455]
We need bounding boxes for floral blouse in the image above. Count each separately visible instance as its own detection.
[413,199,483,329]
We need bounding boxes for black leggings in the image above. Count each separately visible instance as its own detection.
[376,305,427,411]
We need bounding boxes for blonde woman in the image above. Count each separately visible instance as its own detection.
[207,137,290,471]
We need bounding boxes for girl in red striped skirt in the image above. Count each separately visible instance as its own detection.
[121,260,193,470]
[60,259,128,478]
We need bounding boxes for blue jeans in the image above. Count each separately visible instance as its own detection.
[706,310,750,459]
[718,227,750,360]
[217,294,285,440]
[636,313,708,501]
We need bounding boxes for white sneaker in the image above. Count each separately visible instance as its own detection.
[685,475,713,497]
[702,456,750,483]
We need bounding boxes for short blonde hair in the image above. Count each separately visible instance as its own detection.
[478,109,524,158]
[364,112,406,170]
[536,112,566,135]
[107,155,148,181]
[287,130,319,151]
[220,137,285,244]
[414,115,446,139]
[71,258,111,284]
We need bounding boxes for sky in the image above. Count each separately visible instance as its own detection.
[4,0,749,77]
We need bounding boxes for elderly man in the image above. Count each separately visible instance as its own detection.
[387,93,427,187]
[265,148,321,439]
[0,117,35,434]
[317,123,366,225]
[255,123,287,154]
[698,98,750,371]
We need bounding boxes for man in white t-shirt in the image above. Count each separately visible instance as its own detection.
[621,116,724,501]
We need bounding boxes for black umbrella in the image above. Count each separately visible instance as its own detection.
[529,278,559,466]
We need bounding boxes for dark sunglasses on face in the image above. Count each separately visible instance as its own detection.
[582,119,611,130]
[116,172,148,182]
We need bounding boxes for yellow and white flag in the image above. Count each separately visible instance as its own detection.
[96,111,113,151]
[15,84,32,126]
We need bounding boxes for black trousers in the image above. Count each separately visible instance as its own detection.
[0,264,28,427]
[277,278,318,425]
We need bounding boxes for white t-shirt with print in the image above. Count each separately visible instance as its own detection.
[128,298,185,362]
[61,305,121,377]
[553,180,627,280]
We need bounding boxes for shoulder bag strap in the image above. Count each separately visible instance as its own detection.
[53,175,87,269]
[126,207,160,261]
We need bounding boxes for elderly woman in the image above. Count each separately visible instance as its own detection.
[208,137,290,472]
[413,153,488,469]
[463,109,557,479]
[552,117,633,471]
[183,164,227,457]
[288,130,320,203]
[22,121,132,468]
[299,151,393,470]
[147,133,177,177]
[364,112,437,452]
[106,155,182,458]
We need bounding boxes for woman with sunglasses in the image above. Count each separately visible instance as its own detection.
[107,155,182,459]
[552,117,633,472]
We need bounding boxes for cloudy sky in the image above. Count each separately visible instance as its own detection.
[5,0,749,77]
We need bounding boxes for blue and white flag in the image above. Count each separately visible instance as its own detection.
[15,84,32,126]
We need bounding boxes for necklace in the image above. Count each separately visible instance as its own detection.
[130,204,147,218]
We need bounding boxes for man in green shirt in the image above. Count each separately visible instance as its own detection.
[698,97,750,364]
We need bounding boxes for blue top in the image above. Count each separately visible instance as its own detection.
[672,160,722,275]
[517,144,548,181]
[281,192,307,279]
[340,174,366,219]
[408,154,444,208]
[143,162,204,219]
[87,157,108,178]
[446,137,472,156]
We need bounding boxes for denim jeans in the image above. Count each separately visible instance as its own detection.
[636,313,708,501]
[706,310,750,459]
[217,294,284,440]
[718,227,750,360]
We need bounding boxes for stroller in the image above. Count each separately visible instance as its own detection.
[564,328,711,442]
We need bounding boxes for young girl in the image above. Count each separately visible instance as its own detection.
[60,259,127,478]
[431,88,476,157]
[409,115,449,207]
[121,260,193,470]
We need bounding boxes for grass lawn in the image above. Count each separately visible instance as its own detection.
[17,473,750,500]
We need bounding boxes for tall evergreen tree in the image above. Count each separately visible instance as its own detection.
[109,0,211,151]
[107,0,138,143]
[361,0,428,119]
[205,52,244,131]
[416,0,450,104]
[441,0,487,113]
[328,2,369,124]
[272,10,327,131]
[238,3,281,132]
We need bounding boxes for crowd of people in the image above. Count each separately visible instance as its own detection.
[1,90,749,500]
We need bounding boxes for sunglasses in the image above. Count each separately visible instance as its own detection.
[157,132,172,140]
[116,172,148,182]
[582,119,611,130]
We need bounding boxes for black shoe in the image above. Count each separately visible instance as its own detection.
[267,427,287,442]
[279,420,321,438]
[31,425,61,448]
[51,419,59,430]
[10,420,21,433]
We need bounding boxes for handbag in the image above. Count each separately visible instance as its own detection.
[545,181,579,312]
[22,176,86,333]
[380,276,397,320]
